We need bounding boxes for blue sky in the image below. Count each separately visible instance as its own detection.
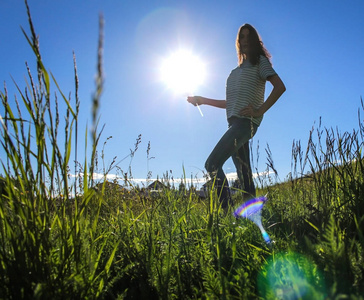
[1,0,363,189]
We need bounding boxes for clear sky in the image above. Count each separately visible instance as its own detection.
[1,0,364,189]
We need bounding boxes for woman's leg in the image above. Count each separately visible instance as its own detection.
[205,118,257,208]
[232,141,256,201]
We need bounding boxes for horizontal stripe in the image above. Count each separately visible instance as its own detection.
[226,55,276,126]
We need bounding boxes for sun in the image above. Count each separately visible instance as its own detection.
[160,50,206,95]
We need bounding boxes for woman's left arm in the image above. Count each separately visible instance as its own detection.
[240,74,286,117]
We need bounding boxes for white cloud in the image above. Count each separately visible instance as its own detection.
[69,169,275,189]
[225,170,275,181]
[69,172,119,181]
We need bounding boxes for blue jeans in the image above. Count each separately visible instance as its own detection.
[205,117,258,208]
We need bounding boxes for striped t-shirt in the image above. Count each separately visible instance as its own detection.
[226,55,276,126]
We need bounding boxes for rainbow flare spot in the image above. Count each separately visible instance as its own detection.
[234,196,266,218]
[234,196,271,244]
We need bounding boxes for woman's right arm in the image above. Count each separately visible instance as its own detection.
[187,96,226,109]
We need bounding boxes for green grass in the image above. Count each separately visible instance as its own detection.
[0,2,363,299]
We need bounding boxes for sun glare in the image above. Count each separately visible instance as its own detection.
[160,50,206,95]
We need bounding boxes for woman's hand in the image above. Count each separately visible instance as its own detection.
[187,96,202,106]
[239,104,261,118]
[240,75,286,118]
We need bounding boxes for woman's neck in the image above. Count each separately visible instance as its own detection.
[241,53,250,63]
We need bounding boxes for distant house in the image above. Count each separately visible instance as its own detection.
[147,180,167,195]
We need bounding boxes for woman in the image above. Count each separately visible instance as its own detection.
[188,24,286,209]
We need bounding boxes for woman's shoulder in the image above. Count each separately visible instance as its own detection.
[229,66,241,74]
[259,55,271,63]
[259,55,273,67]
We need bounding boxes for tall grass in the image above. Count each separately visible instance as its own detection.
[259,101,364,297]
[1,1,364,299]
[0,2,117,298]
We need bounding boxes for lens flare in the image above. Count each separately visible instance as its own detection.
[234,196,271,244]
[257,252,327,299]
[234,196,267,218]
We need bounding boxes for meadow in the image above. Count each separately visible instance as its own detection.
[0,3,363,299]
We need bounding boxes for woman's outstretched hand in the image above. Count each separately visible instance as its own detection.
[187,96,202,106]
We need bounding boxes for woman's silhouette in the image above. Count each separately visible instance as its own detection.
[188,24,286,210]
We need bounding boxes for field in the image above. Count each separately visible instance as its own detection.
[1,4,363,299]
